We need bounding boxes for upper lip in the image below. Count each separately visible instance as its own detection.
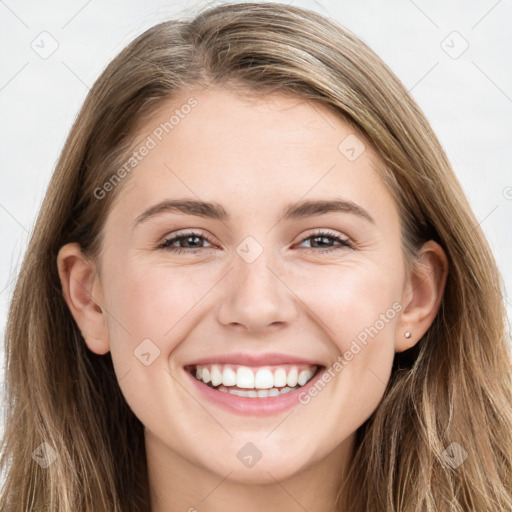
[184,352,323,368]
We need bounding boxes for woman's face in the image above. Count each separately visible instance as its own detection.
[75,87,423,484]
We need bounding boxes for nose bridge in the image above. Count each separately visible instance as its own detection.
[216,236,297,331]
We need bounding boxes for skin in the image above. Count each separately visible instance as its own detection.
[57,87,448,511]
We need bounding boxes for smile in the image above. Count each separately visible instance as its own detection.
[187,364,320,410]
[186,363,321,398]
[182,352,327,416]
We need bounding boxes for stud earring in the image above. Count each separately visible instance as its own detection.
[404,331,412,339]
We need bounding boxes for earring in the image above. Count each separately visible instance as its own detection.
[404,331,412,339]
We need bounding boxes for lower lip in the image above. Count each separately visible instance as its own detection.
[184,366,326,416]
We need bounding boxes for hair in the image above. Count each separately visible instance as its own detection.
[1,2,511,510]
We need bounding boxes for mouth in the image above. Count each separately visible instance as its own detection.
[184,363,323,398]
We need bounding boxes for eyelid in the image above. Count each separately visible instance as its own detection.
[295,229,354,251]
[157,228,355,253]
[298,228,350,243]
[158,228,217,246]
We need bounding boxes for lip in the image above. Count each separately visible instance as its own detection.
[184,364,326,416]
[184,352,322,367]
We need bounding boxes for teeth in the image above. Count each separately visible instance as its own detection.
[222,367,237,386]
[211,365,223,387]
[236,367,255,388]
[216,384,300,397]
[274,368,287,387]
[192,363,319,390]
[254,368,274,389]
[287,367,298,387]
[298,368,315,386]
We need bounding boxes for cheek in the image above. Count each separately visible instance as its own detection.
[295,261,400,402]
[101,260,221,364]
[99,263,216,421]
[294,260,401,349]
[307,262,400,414]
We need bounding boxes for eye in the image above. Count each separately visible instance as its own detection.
[157,229,353,255]
[157,230,215,254]
[296,230,354,254]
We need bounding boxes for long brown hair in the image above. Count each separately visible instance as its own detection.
[1,2,511,510]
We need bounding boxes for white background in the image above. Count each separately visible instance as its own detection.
[1,0,511,435]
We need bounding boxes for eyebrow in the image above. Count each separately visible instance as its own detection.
[133,197,375,228]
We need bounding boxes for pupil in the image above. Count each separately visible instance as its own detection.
[313,236,329,247]
[185,235,201,247]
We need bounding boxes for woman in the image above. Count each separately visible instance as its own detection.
[1,2,511,511]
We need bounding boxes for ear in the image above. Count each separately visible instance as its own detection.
[396,240,448,352]
[56,243,110,355]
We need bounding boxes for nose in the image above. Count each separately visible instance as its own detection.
[216,247,298,334]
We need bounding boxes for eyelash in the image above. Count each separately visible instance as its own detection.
[157,229,354,255]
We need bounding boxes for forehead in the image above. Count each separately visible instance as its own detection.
[108,87,397,230]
